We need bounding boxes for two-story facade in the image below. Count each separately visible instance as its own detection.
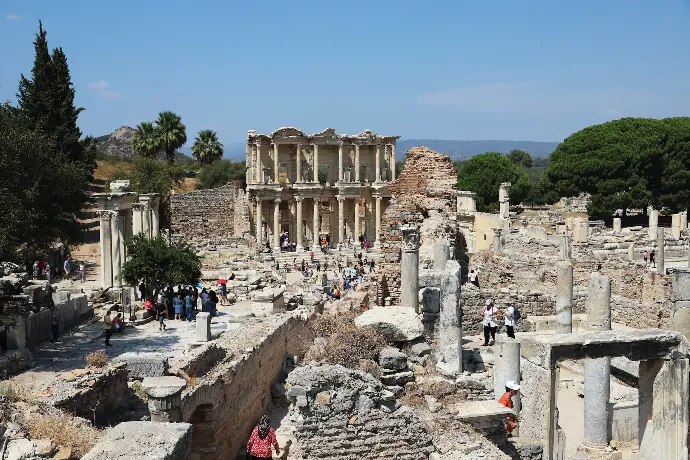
[246,127,399,250]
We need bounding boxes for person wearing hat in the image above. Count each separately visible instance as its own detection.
[502,304,517,339]
[481,298,499,346]
[499,380,520,434]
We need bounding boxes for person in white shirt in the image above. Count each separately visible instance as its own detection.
[503,304,516,339]
[468,269,479,288]
[481,298,499,346]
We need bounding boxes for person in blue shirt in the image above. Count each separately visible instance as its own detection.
[184,292,194,321]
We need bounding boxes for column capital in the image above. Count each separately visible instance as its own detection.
[336,195,345,203]
[295,195,304,203]
[98,210,116,221]
[400,223,419,251]
[255,196,263,204]
[375,196,383,202]
[274,198,281,205]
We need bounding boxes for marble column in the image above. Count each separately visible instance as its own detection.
[560,233,572,260]
[142,203,151,239]
[658,227,665,275]
[613,217,622,233]
[142,377,186,423]
[273,198,281,251]
[254,143,261,182]
[256,198,263,244]
[99,211,113,288]
[375,197,382,245]
[499,182,511,219]
[338,143,344,182]
[682,211,688,231]
[434,240,450,270]
[313,144,320,183]
[493,339,521,436]
[111,212,123,287]
[313,198,320,247]
[649,208,659,240]
[296,144,302,183]
[582,273,611,450]
[338,196,345,245]
[556,261,573,334]
[273,143,279,183]
[492,228,503,252]
[354,198,360,239]
[400,224,420,311]
[390,144,396,180]
[354,145,360,182]
[296,196,304,251]
[439,259,462,375]
[150,199,160,237]
[376,144,383,182]
[673,213,682,239]
[132,204,143,236]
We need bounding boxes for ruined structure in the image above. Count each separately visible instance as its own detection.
[245,128,399,250]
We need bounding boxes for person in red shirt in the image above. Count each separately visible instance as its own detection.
[246,415,280,460]
[498,380,520,434]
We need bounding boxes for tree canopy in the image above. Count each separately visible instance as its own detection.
[507,149,533,169]
[457,152,532,212]
[191,129,224,165]
[197,160,246,189]
[155,112,187,163]
[544,117,690,216]
[120,235,201,297]
[131,121,160,158]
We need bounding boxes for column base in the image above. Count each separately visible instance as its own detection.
[577,442,620,460]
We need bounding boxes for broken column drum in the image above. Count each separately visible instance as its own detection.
[657,227,665,275]
[555,261,573,334]
[439,259,463,375]
[433,240,450,270]
[582,273,612,450]
[560,233,572,261]
[649,208,659,241]
[400,224,420,311]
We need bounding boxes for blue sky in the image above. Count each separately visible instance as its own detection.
[2,0,690,145]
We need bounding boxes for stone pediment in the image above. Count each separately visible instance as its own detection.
[271,127,305,138]
[311,128,337,138]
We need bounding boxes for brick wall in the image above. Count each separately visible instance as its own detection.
[170,182,250,246]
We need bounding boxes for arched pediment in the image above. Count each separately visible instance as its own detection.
[271,127,305,138]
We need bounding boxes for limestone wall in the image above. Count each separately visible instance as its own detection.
[170,182,250,245]
[178,313,312,460]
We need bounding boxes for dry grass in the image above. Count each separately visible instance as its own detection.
[399,387,425,407]
[85,350,109,368]
[0,380,34,403]
[174,177,198,193]
[308,312,387,369]
[26,416,103,457]
[94,160,130,181]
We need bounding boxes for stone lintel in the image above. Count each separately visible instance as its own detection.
[521,329,685,369]
[141,376,187,398]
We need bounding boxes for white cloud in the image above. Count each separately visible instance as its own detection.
[6,14,20,20]
[88,80,110,90]
[88,81,121,99]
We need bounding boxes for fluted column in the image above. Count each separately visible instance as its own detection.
[296,196,304,251]
[256,198,263,244]
[313,198,320,246]
[376,144,383,182]
[354,198,361,239]
[254,143,261,182]
[313,144,320,183]
[150,198,160,237]
[99,211,113,288]
[132,203,144,236]
[355,145,360,182]
[273,198,281,251]
[391,143,396,180]
[111,211,123,287]
[338,196,345,244]
[375,197,382,245]
[142,203,151,239]
[296,144,302,183]
[273,143,279,184]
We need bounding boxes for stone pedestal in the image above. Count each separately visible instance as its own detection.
[672,213,682,239]
[439,260,462,375]
[195,312,211,342]
[251,288,285,317]
[556,261,573,334]
[400,224,420,311]
[433,240,450,270]
[657,227,665,275]
[492,228,503,252]
[573,218,589,243]
[457,191,477,214]
[493,338,521,436]
[613,218,622,233]
[141,376,187,423]
[582,273,612,451]
[499,182,511,219]
[649,208,659,241]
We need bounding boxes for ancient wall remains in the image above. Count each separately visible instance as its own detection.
[375,147,458,305]
[170,182,250,246]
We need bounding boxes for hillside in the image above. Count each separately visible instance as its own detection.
[94,126,194,163]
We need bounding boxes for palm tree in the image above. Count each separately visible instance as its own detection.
[191,129,224,165]
[154,111,187,163]
[131,122,160,158]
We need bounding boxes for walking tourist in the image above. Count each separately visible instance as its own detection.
[468,269,479,288]
[481,298,499,346]
[45,262,51,283]
[218,282,228,305]
[502,304,518,339]
[103,310,113,346]
[246,415,280,460]
[112,313,123,333]
[79,262,86,282]
[156,300,167,331]
[650,250,656,268]
[174,294,184,320]
[184,291,194,320]
[63,257,72,279]
[643,249,649,265]
[498,380,520,434]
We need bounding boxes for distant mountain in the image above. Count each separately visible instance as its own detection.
[94,126,194,163]
[396,139,560,159]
